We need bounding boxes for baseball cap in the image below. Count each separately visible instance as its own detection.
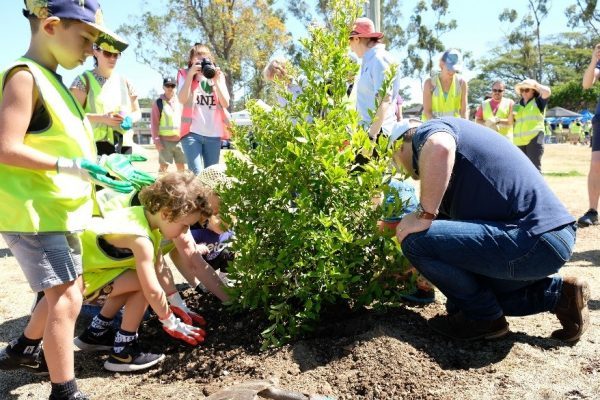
[388,118,422,149]
[441,49,463,73]
[163,77,176,86]
[349,17,384,39]
[23,0,128,52]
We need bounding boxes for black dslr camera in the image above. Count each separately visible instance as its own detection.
[195,57,216,79]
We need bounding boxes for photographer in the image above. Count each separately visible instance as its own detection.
[177,44,230,174]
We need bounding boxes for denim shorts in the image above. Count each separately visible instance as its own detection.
[2,233,82,292]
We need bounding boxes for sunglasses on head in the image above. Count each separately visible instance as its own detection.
[492,89,504,93]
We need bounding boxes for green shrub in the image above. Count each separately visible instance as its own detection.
[220,0,413,348]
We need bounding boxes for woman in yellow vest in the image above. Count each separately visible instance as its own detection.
[72,172,210,372]
[513,78,552,172]
[70,33,141,155]
[422,49,468,121]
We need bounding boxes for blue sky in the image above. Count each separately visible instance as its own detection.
[0,0,575,105]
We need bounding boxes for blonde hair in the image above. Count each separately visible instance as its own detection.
[263,57,288,81]
[187,43,213,67]
[139,171,213,222]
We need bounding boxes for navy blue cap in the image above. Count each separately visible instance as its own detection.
[163,77,176,86]
[23,0,126,48]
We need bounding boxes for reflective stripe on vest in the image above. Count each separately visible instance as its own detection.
[158,98,181,137]
[482,98,513,136]
[513,100,545,146]
[422,74,462,121]
[0,59,95,233]
[177,68,198,137]
[84,71,132,144]
[81,206,162,297]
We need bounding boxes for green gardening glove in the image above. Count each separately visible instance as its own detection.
[101,153,156,190]
[56,157,134,193]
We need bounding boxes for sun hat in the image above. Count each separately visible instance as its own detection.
[441,49,463,73]
[197,164,232,191]
[514,78,540,95]
[349,17,384,39]
[23,0,128,52]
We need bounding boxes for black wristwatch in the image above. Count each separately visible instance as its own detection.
[416,204,438,220]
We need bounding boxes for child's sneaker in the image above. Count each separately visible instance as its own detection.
[103,340,165,372]
[74,328,115,352]
[0,340,48,375]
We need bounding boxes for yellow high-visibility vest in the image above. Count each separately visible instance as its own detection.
[513,98,545,146]
[482,98,513,137]
[0,58,95,233]
[422,74,462,121]
[158,97,181,137]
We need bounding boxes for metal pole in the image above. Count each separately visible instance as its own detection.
[369,0,381,31]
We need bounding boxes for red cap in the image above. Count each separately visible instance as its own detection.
[350,17,384,39]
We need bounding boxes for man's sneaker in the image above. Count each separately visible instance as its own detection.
[428,312,509,340]
[104,341,165,372]
[0,342,48,375]
[577,209,598,227]
[49,391,90,400]
[74,328,115,352]
[552,276,590,342]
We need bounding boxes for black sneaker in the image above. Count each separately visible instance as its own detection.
[0,341,48,375]
[103,340,165,372]
[577,209,598,227]
[49,391,90,400]
[74,328,114,352]
[400,288,436,304]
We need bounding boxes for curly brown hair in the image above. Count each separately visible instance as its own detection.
[139,171,213,222]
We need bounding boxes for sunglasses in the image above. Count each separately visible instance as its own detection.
[521,88,532,93]
[94,47,121,59]
[164,84,176,88]
[492,89,504,93]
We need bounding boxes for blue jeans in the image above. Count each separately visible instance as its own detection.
[180,132,221,174]
[401,220,576,320]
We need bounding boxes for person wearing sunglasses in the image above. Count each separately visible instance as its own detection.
[475,81,514,140]
[513,78,552,171]
[70,33,141,155]
[422,49,468,121]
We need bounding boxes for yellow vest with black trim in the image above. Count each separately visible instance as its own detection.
[422,74,462,121]
[0,58,95,233]
[482,98,513,137]
[513,98,546,146]
[158,97,181,137]
[81,206,169,297]
[82,70,134,146]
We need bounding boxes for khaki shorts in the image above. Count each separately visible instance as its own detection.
[158,140,186,164]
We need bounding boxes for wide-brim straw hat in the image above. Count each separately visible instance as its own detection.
[515,78,540,94]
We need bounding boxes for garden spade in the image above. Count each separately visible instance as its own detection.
[205,379,335,400]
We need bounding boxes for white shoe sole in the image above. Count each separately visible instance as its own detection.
[73,337,113,352]
[103,353,165,372]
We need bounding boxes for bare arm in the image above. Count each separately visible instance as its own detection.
[0,69,58,170]
[459,79,468,119]
[535,82,551,100]
[171,232,230,302]
[369,95,391,139]
[178,65,202,105]
[396,132,456,243]
[422,79,434,120]
[583,44,600,89]
[213,69,230,109]
[107,234,171,319]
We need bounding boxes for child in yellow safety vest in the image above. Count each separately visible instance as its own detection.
[70,172,213,373]
[0,2,132,399]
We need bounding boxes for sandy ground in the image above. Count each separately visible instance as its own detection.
[0,144,599,400]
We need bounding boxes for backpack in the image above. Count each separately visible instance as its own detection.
[156,98,164,121]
